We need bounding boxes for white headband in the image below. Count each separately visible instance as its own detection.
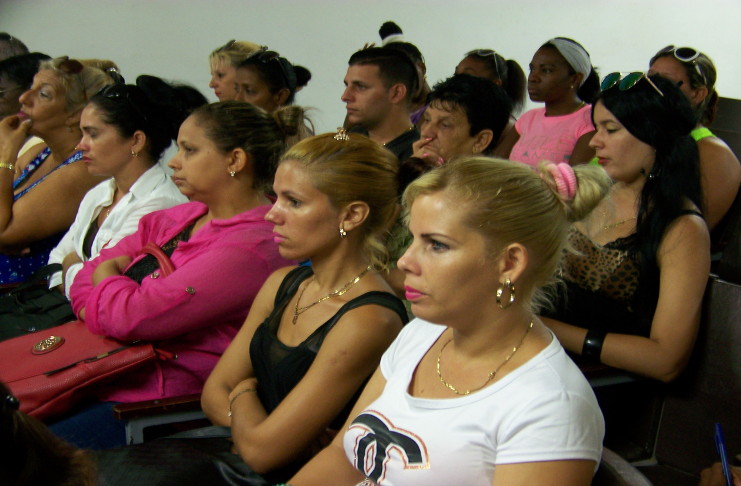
[381,33,405,46]
[547,38,592,87]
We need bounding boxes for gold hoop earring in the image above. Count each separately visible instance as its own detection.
[496,278,516,309]
[339,226,347,239]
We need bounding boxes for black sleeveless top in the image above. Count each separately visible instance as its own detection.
[249,265,408,429]
[544,210,703,336]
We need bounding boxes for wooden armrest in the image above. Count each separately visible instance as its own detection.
[112,393,202,421]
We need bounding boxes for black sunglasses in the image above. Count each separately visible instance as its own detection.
[601,72,664,97]
[245,48,293,89]
[98,83,149,123]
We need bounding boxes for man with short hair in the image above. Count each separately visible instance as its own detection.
[0,33,29,61]
[342,47,419,161]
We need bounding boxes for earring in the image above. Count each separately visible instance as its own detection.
[131,150,138,157]
[339,226,347,239]
[496,278,516,309]
[229,170,236,177]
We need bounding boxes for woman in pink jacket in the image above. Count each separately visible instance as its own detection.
[54,101,308,449]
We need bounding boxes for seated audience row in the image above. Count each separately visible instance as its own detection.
[0,26,736,486]
[47,75,202,296]
[50,101,307,449]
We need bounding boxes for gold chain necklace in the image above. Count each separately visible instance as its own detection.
[600,206,636,232]
[603,217,636,231]
[436,320,533,396]
[292,265,372,324]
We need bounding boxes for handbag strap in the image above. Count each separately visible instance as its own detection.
[9,263,63,295]
[140,242,175,277]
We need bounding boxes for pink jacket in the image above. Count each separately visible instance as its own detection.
[69,201,291,402]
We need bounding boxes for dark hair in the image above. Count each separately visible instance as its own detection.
[596,74,701,316]
[89,75,207,162]
[238,50,311,105]
[463,50,526,113]
[0,33,29,60]
[379,21,425,65]
[428,74,512,154]
[0,52,50,89]
[293,65,312,90]
[649,47,718,125]
[191,101,309,191]
[348,47,420,103]
[0,382,96,486]
[541,38,600,103]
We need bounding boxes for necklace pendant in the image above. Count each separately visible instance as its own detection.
[292,313,298,325]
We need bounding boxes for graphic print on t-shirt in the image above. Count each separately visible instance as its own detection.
[348,410,430,483]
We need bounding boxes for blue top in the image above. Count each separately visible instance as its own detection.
[0,147,83,285]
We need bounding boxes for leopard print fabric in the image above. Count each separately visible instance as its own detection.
[561,227,640,305]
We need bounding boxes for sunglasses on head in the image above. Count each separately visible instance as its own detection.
[466,49,501,79]
[246,48,292,88]
[601,72,664,97]
[657,45,707,85]
[98,83,148,123]
[217,39,236,52]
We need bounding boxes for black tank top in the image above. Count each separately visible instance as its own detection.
[249,265,408,429]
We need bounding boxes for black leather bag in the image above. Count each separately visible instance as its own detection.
[0,263,75,341]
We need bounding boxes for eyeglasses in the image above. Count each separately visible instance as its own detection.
[656,45,707,86]
[466,49,501,79]
[58,57,87,102]
[601,72,664,97]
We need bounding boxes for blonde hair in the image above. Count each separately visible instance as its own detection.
[209,40,262,69]
[39,56,116,113]
[281,133,400,270]
[403,157,611,311]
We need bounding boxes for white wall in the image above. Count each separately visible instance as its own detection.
[2,0,740,133]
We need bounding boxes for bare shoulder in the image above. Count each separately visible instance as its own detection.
[698,137,741,172]
[323,292,405,350]
[659,211,710,258]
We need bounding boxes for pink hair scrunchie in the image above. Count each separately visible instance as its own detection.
[544,162,577,201]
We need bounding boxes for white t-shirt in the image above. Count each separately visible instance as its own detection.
[343,318,604,486]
